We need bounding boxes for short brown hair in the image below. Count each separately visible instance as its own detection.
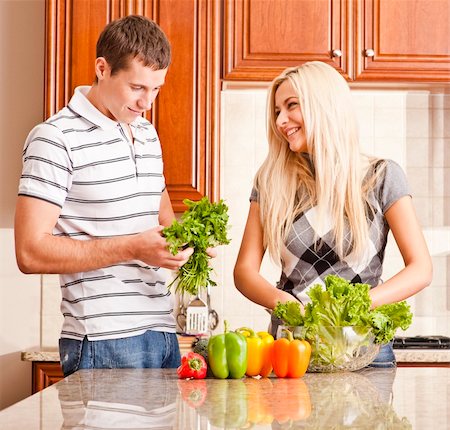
[96,15,171,76]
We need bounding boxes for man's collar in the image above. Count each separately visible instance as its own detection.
[67,86,117,131]
[67,86,148,141]
[68,85,150,132]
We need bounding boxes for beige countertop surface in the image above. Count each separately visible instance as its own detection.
[21,347,450,363]
[1,367,449,429]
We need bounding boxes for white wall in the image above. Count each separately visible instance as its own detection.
[0,0,45,410]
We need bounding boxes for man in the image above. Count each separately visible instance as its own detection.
[15,15,194,376]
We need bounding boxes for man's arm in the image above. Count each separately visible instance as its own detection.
[14,195,192,274]
[158,188,176,227]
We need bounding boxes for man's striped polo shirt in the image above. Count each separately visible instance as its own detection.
[18,86,176,341]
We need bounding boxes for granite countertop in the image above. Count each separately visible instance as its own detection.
[1,367,449,429]
[21,348,60,362]
[21,347,450,363]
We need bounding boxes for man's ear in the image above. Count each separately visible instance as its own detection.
[94,57,109,81]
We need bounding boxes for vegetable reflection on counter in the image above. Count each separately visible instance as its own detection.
[246,377,312,425]
[53,369,411,430]
[176,370,412,429]
[177,379,207,408]
[201,379,248,429]
[304,371,412,429]
[177,376,311,428]
[244,378,274,425]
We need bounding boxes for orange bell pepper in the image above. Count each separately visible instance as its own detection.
[271,328,311,378]
[237,328,274,377]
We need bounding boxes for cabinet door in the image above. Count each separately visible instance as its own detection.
[224,0,351,81]
[355,0,450,82]
[32,362,64,393]
[46,0,221,212]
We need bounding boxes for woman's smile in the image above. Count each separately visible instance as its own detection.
[275,80,307,153]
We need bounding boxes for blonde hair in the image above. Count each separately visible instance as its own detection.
[255,61,384,263]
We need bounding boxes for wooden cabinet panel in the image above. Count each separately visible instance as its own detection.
[155,0,221,209]
[355,0,450,81]
[397,362,450,368]
[45,0,111,116]
[45,0,221,212]
[32,362,64,393]
[224,0,450,83]
[224,0,351,80]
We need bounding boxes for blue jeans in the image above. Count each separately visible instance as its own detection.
[59,330,181,377]
[367,341,396,368]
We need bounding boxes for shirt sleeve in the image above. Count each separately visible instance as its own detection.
[18,122,73,208]
[379,159,411,213]
[250,187,259,202]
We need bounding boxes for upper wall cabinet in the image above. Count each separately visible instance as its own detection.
[224,0,351,80]
[355,0,450,81]
[224,0,450,83]
[45,0,221,212]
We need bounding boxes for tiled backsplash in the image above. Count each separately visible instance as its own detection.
[39,88,449,346]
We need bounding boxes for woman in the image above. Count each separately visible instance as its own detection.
[233,61,432,367]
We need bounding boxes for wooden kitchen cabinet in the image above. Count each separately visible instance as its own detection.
[397,362,450,368]
[224,0,351,80]
[355,0,450,81]
[45,0,221,212]
[224,0,450,83]
[224,0,351,81]
[32,362,64,394]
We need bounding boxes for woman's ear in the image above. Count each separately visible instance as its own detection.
[94,57,109,81]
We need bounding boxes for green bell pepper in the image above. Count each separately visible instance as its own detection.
[208,321,247,379]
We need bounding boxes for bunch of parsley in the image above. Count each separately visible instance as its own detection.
[273,275,412,345]
[162,197,230,295]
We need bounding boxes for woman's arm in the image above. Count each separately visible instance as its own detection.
[369,195,432,308]
[234,201,297,309]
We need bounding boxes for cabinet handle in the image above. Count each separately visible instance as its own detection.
[331,49,342,58]
[364,49,375,57]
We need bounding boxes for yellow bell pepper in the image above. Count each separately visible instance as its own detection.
[237,327,274,377]
[257,331,274,377]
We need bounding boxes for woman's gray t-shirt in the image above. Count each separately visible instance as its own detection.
[250,159,410,303]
